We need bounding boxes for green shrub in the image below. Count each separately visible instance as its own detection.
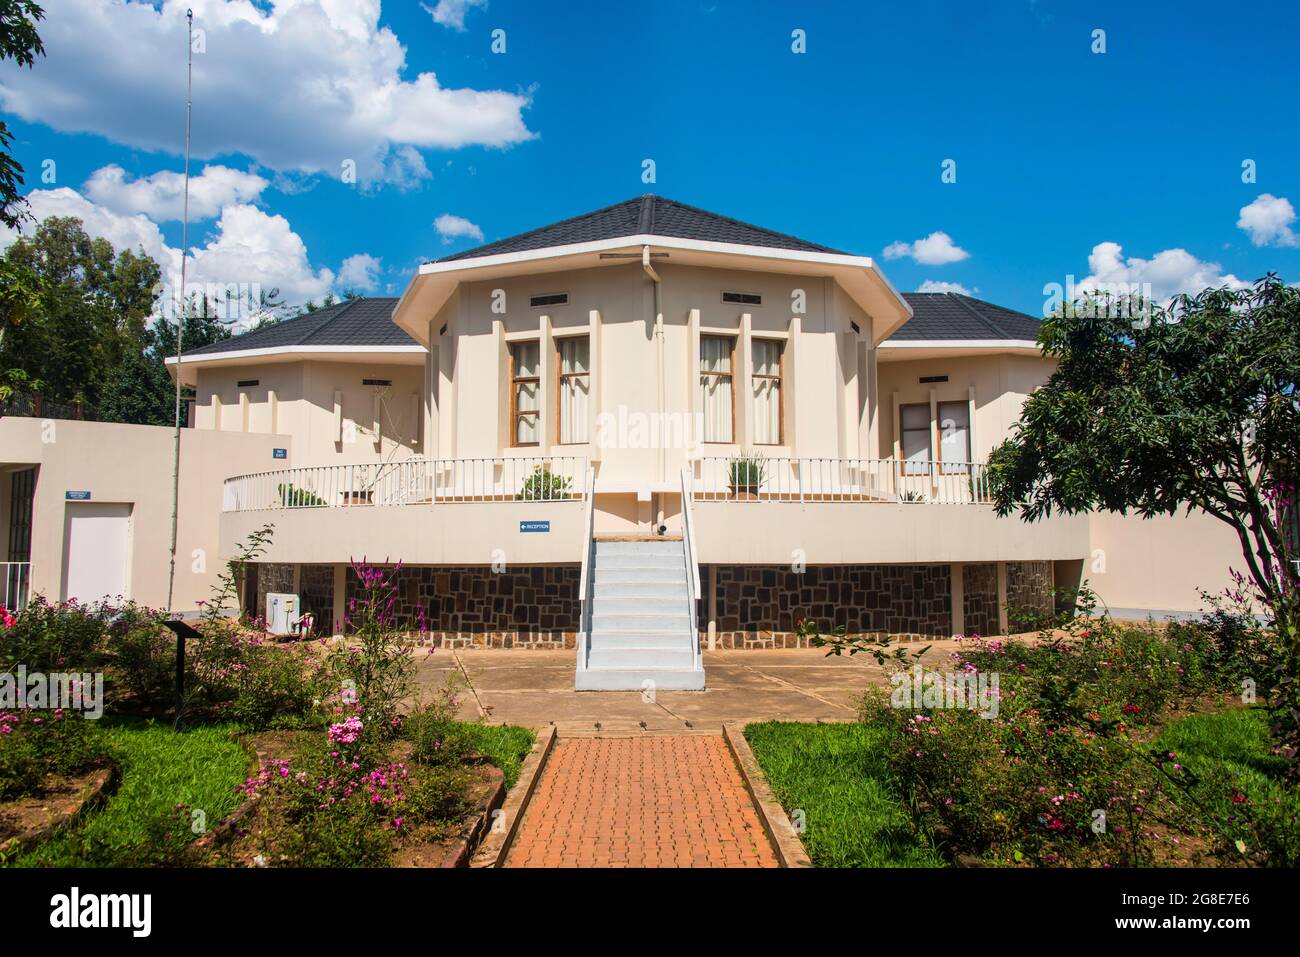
[277,483,327,507]
[727,453,766,493]
[105,611,174,705]
[0,710,106,801]
[227,641,328,731]
[403,684,472,767]
[516,465,572,501]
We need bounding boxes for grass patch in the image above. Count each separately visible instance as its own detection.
[459,724,535,789]
[744,721,943,868]
[13,719,249,867]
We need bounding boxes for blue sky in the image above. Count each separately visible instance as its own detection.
[1,0,1298,318]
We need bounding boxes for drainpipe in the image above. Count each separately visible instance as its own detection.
[643,245,665,491]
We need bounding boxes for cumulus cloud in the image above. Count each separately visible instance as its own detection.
[915,280,972,295]
[883,231,970,265]
[422,0,488,31]
[0,187,346,307]
[337,253,382,291]
[434,213,484,243]
[1078,241,1246,302]
[0,0,534,184]
[1237,194,1299,248]
[84,164,268,221]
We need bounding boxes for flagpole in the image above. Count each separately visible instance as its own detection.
[165,8,194,613]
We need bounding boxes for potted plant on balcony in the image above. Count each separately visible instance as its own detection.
[727,452,766,500]
[517,465,572,501]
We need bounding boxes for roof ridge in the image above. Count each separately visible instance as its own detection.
[434,196,643,263]
[637,194,655,233]
[651,195,841,253]
[948,293,1009,338]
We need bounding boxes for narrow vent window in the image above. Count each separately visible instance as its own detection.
[722,291,761,305]
[237,379,260,388]
[919,375,949,384]
[363,378,392,387]
[849,320,861,335]
[530,293,568,307]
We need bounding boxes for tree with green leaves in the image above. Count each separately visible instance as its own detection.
[0,0,45,229]
[988,274,1299,767]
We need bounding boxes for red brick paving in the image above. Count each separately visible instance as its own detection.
[505,735,779,868]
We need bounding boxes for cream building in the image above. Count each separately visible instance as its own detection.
[0,196,1242,689]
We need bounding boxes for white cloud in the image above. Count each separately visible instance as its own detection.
[1237,194,1299,248]
[915,280,972,295]
[0,0,534,184]
[1078,241,1246,302]
[434,213,484,243]
[883,231,970,265]
[422,0,488,31]
[83,164,269,221]
[0,187,337,306]
[338,253,382,291]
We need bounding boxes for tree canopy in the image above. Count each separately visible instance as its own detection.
[0,0,45,229]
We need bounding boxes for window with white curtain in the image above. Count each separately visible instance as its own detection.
[751,338,783,445]
[937,400,971,473]
[901,403,931,475]
[557,336,589,444]
[698,335,734,443]
[510,340,540,446]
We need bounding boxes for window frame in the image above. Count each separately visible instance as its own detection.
[699,334,736,445]
[936,400,972,474]
[900,402,932,475]
[750,337,784,446]
[509,340,541,448]
[554,334,590,446]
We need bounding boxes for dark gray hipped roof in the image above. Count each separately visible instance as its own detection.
[893,292,1043,342]
[433,194,845,263]
[184,297,411,357]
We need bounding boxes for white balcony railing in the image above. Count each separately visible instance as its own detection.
[1,561,30,612]
[690,457,993,504]
[223,456,588,512]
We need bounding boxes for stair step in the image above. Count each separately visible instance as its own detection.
[575,666,705,692]
[595,581,688,599]
[587,647,696,669]
[594,540,685,556]
[592,568,686,585]
[591,613,692,633]
[593,554,684,570]
[588,632,692,650]
[592,596,689,615]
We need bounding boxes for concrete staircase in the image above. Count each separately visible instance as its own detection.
[575,539,704,691]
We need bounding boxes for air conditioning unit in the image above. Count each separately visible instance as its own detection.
[266,592,300,636]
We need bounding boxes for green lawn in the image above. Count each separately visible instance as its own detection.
[744,721,944,867]
[13,719,249,867]
[1154,706,1300,865]
[459,723,535,789]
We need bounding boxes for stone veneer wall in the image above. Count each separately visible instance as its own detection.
[709,564,952,647]
[962,563,999,638]
[299,564,334,635]
[1007,560,1054,628]
[345,565,581,649]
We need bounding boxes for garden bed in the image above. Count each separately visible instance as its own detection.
[0,765,116,856]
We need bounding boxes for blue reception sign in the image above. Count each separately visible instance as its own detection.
[519,520,550,533]
[65,490,91,501]
[272,448,288,459]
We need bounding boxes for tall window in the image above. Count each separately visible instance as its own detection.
[557,336,590,444]
[699,335,734,443]
[751,339,783,445]
[937,401,971,473]
[900,403,931,475]
[510,340,540,446]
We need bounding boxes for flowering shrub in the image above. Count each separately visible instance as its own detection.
[325,560,416,743]
[0,709,106,801]
[0,596,111,672]
[0,607,15,630]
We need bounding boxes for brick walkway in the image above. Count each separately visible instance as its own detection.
[505,735,779,868]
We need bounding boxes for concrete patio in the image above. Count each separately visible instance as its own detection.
[415,642,963,733]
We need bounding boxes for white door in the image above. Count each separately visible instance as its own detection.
[62,503,131,604]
